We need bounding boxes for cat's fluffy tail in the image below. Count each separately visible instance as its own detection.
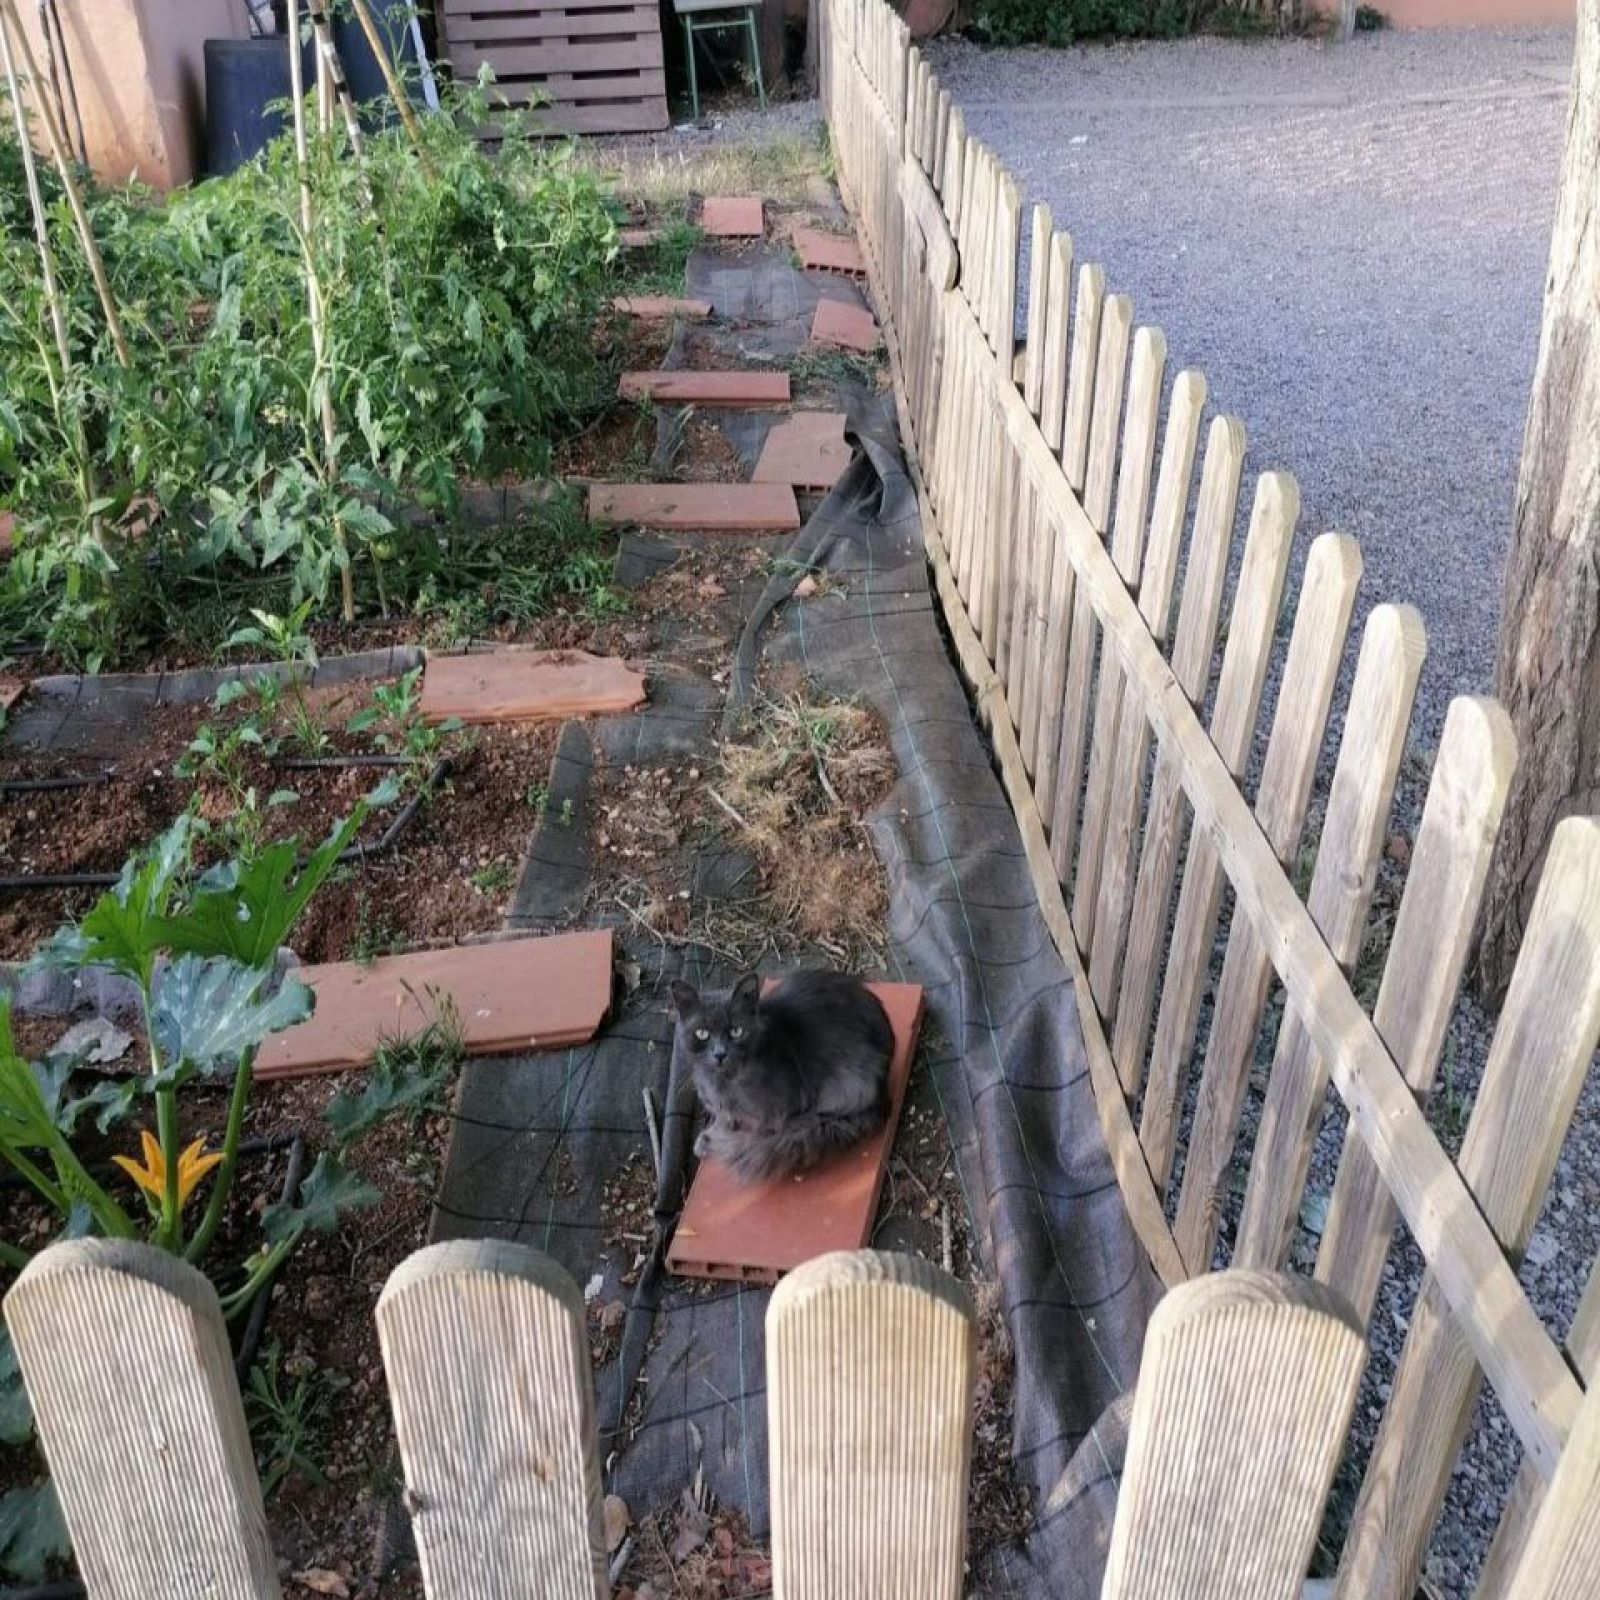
[727,1106,887,1184]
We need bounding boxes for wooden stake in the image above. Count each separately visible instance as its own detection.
[0,0,99,534]
[286,0,355,623]
[0,0,129,367]
[347,0,435,179]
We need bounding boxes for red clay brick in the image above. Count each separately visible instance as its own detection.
[753,412,852,492]
[420,649,646,726]
[611,295,714,321]
[809,298,881,353]
[793,227,868,276]
[619,370,790,406]
[589,482,801,532]
[702,196,764,237]
[257,930,614,1080]
[666,982,926,1284]
[618,226,663,249]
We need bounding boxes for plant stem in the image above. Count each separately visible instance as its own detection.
[0,1147,68,1212]
[0,1239,31,1271]
[155,1086,182,1250]
[185,1046,255,1265]
[221,1232,298,1319]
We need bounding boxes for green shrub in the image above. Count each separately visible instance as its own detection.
[968,0,1192,44]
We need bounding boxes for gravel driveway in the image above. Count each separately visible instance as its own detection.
[928,27,1582,1600]
[929,26,1570,748]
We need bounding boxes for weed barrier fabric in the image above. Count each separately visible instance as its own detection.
[437,418,1157,1597]
[435,249,1157,1593]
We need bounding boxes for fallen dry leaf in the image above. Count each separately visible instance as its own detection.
[292,1571,350,1598]
[604,1493,631,1554]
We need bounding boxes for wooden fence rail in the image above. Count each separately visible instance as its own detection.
[818,0,1600,1592]
[7,1239,1376,1600]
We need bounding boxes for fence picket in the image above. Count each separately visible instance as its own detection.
[933,89,950,190]
[1083,294,1133,534]
[1104,1271,1366,1600]
[1173,532,1363,1270]
[1062,263,1105,491]
[1233,604,1426,1271]
[377,1240,609,1600]
[1136,472,1298,1169]
[1476,1264,1600,1597]
[1038,231,1074,454]
[1309,696,1516,1322]
[1073,326,1167,949]
[5,1241,279,1600]
[1110,415,1247,1092]
[1023,204,1053,415]
[1088,370,1208,1016]
[940,105,964,232]
[991,168,1021,374]
[1334,815,1600,1600]
[768,1251,974,1600]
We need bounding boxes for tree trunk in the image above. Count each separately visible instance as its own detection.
[1477,0,1600,1004]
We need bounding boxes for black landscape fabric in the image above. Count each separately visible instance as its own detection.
[434,257,1161,1597]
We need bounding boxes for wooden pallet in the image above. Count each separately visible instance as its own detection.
[441,0,669,135]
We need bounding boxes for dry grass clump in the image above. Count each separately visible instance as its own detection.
[716,689,896,959]
[578,134,829,212]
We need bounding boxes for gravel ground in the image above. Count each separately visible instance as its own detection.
[926,27,1586,1599]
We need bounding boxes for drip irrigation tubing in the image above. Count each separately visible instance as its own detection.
[0,756,450,892]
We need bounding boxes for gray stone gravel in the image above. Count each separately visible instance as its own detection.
[926,27,1584,1599]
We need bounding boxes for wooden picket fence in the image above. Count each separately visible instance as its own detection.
[7,8,1600,1596]
[818,0,1600,1594]
[6,1238,1373,1599]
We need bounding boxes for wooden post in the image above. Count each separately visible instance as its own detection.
[1104,1270,1366,1600]
[4,1241,279,1599]
[768,1251,974,1600]
[347,0,436,177]
[377,1240,609,1600]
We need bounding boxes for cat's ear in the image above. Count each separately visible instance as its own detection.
[669,979,700,1017]
[730,973,761,1013]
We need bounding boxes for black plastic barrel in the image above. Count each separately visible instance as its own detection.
[204,8,422,178]
[204,36,292,177]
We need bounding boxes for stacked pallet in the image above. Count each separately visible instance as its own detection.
[441,0,669,134]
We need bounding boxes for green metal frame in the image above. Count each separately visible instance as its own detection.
[677,4,767,123]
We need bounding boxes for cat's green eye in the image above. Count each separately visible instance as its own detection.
[694,1027,710,1043]
[729,1026,744,1040]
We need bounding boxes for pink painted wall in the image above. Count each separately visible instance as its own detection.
[1377,0,1574,23]
[16,0,251,190]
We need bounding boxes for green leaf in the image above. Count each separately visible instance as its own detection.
[150,956,313,1078]
[61,1078,139,1137]
[0,1007,60,1151]
[64,814,199,983]
[0,1479,69,1580]
[213,677,252,708]
[266,789,299,808]
[0,1328,33,1447]
[324,1036,453,1149]
[263,1152,379,1244]
[150,805,366,968]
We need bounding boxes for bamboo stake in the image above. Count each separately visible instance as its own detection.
[347,0,435,178]
[0,0,98,539]
[0,0,128,367]
[308,0,366,161]
[286,0,355,622]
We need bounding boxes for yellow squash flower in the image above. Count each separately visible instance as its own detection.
[112,1131,224,1210]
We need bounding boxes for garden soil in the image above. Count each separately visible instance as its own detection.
[434,248,1160,1596]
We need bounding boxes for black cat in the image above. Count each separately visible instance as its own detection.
[670,970,894,1183]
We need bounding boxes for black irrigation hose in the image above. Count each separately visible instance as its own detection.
[279,754,408,769]
[233,1133,307,1382]
[0,774,112,796]
[0,757,451,893]
[0,1133,306,1600]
